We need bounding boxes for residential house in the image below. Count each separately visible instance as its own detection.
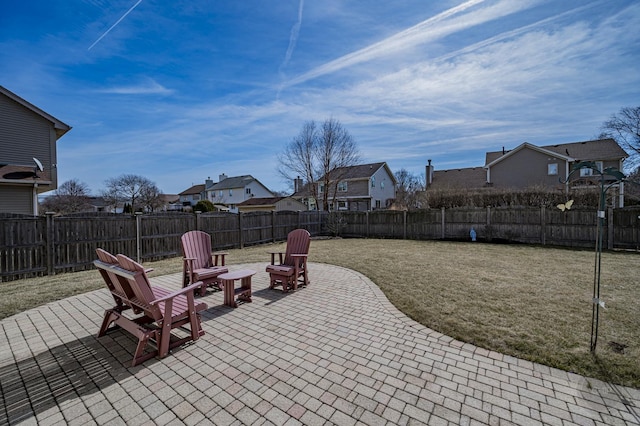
[426,138,629,206]
[0,86,71,215]
[158,194,182,211]
[205,174,274,213]
[179,184,205,208]
[237,196,307,213]
[293,162,397,211]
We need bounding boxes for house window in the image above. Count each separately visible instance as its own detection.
[246,188,251,195]
[381,181,385,189]
[193,194,200,201]
[219,190,223,197]
[319,184,324,193]
[338,201,347,210]
[375,200,381,209]
[337,181,347,192]
[229,189,233,196]
[371,176,376,188]
[548,163,558,175]
[580,161,603,177]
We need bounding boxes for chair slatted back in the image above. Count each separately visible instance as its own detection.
[96,248,136,302]
[283,229,311,266]
[116,254,162,320]
[181,231,213,270]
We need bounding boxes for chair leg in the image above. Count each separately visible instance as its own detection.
[98,310,119,337]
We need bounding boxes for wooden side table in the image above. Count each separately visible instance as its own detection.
[218,269,256,308]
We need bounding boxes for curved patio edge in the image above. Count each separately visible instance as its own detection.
[0,262,638,425]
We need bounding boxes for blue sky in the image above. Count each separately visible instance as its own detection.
[1,0,639,195]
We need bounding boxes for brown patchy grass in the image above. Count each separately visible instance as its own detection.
[1,238,638,388]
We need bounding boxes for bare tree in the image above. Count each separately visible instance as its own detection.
[600,106,640,167]
[394,169,424,210]
[40,179,92,214]
[102,174,161,213]
[278,118,360,211]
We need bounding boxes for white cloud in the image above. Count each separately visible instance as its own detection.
[98,78,173,95]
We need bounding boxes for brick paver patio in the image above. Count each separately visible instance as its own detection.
[1,262,638,425]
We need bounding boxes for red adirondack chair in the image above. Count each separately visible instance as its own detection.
[95,250,207,366]
[181,230,229,296]
[266,229,311,292]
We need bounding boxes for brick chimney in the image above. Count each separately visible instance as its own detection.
[294,176,304,193]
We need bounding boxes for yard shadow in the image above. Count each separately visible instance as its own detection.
[0,315,216,424]
[585,355,640,423]
[0,333,141,424]
[251,286,299,306]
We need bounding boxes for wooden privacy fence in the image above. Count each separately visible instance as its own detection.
[1,206,639,282]
[339,206,640,249]
[1,211,327,282]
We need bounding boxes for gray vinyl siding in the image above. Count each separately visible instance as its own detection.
[0,94,58,191]
[0,186,33,215]
[490,149,568,189]
[370,167,395,207]
[343,180,368,197]
[0,95,52,166]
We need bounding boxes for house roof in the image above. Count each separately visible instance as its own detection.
[485,142,573,167]
[237,197,285,207]
[485,138,628,166]
[0,85,72,139]
[159,194,180,203]
[430,167,487,189]
[541,138,628,161]
[210,175,256,190]
[325,162,390,181]
[179,184,205,196]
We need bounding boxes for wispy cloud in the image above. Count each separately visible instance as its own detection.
[98,78,173,95]
[282,0,542,88]
[88,0,144,50]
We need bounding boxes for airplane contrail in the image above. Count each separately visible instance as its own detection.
[280,0,487,88]
[280,0,305,73]
[88,0,144,51]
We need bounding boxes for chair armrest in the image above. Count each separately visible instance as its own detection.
[151,281,204,305]
[290,254,308,268]
[269,251,285,264]
[213,252,228,266]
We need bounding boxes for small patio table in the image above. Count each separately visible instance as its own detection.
[218,269,256,308]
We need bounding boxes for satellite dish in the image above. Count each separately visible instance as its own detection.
[33,157,44,172]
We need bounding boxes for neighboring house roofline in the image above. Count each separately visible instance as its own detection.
[0,85,72,139]
[485,142,574,168]
[321,162,398,184]
[237,196,284,207]
[179,184,205,195]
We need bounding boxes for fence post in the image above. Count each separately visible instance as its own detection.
[45,212,55,276]
[366,211,369,237]
[272,211,277,242]
[135,212,143,263]
[238,212,244,248]
[441,207,445,239]
[195,211,201,230]
[608,207,614,249]
[403,210,407,240]
[540,205,546,245]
